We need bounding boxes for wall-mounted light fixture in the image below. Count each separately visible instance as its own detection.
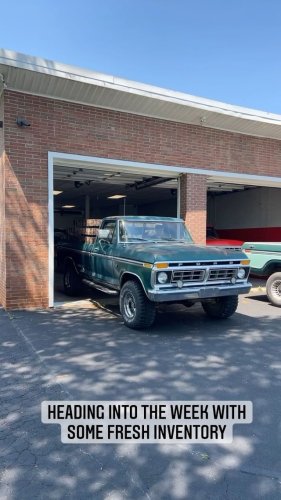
[16,117,31,127]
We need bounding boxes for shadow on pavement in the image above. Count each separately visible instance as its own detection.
[0,300,281,499]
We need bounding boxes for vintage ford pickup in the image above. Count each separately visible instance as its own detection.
[57,216,251,329]
[242,242,281,307]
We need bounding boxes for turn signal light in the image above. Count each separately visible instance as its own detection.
[155,262,168,269]
[240,259,250,265]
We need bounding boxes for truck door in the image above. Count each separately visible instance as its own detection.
[91,220,117,285]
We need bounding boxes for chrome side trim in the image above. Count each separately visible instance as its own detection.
[59,246,147,267]
[244,250,281,255]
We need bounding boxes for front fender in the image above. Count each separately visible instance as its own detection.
[119,270,149,297]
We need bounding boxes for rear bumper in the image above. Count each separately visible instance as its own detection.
[147,282,252,302]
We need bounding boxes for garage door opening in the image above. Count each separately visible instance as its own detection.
[207,178,281,245]
[50,154,180,307]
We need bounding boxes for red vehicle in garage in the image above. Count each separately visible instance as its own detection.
[207,226,243,249]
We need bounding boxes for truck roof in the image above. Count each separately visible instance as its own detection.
[102,216,183,222]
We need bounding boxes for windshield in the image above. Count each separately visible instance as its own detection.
[119,221,193,243]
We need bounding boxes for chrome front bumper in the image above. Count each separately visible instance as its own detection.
[147,282,252,302]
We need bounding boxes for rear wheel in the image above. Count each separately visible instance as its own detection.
[202,295,238,319]
[63,263,82,296]
[120,280,156,329]
[182,300,195,308]
[266,272,281,307]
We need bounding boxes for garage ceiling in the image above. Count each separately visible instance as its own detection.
[53,164,177,186]
[53,159,261,214]
[54,162,178,211]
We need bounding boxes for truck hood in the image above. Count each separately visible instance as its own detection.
[118,242,246,263]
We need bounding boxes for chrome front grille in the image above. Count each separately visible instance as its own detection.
[171,269,205,283]
[208,269,237,281]
[171,267,238,285]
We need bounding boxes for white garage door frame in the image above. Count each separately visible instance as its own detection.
[48,151,281,307]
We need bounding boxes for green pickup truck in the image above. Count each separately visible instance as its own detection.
[242,242,281,307]
[57,216,252,329]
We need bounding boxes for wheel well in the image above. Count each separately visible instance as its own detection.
[120,272,146,293]
[266,263,281,276]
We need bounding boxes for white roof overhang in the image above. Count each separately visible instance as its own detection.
[1,49,281,140]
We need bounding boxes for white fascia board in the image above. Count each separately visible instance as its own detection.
[50,152,281,186]
[48,152,54,308]
[1,49,281,127]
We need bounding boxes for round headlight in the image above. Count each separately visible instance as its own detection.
[158,272,168,284]
[238,268,246,279]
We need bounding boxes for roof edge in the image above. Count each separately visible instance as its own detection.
[1,49,281,127]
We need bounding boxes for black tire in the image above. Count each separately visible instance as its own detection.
[182,300,195,308]
[266,272,281,307]
[63,263,82,296]
[120,280,156,329]
[201,295,238,319]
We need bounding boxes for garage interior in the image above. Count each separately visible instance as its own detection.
[54,165,178,225]
[207,179,281,242]
[53,158,281,305]
[54,161,281,247]
[53,159,180,304]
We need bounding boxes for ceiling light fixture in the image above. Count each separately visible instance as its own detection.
[107,195,126,199]
[62,205,76,208]
[53,190,63,195]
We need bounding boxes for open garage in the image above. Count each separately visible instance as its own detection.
[1,49,281,309]
[51,157,281,306]
[52,155,180,305]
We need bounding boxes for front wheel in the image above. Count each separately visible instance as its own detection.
[201,295,238,319]
[120,280,156,329]
[266,272,281,307]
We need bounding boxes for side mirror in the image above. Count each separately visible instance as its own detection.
[97,228,113,244]
[98,229,110,239]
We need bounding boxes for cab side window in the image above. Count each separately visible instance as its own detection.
[101,220,117,243]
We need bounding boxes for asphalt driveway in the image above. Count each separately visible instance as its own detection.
[0,291,281,499]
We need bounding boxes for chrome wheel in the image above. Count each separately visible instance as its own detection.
[123,291,136,320]
[120,280,156,329]
[271,279,281,299]
[266,272,281,307]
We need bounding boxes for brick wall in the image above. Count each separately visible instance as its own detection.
[180,174,207,245]
[0,94,5,306]
[2,90,281,308]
